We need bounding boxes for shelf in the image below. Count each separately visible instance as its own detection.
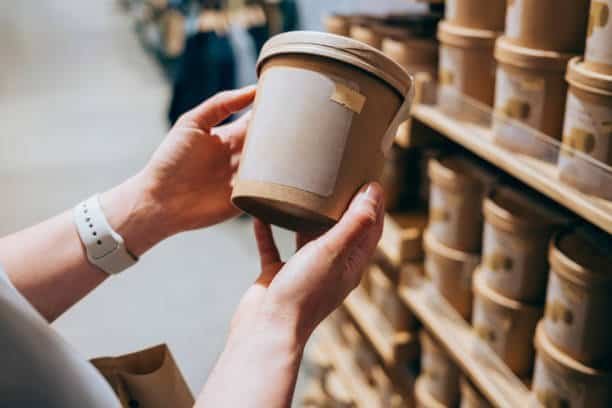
[411,103,612,234]
[316,321,393,408]
[399,279,531,408]
[344,286,420,370]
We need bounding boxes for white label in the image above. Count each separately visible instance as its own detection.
[562,92,612,162]
[495,67,546,128]
[481,223,541,299]
[544,273,587,352]
[586,0,612,65]
[428,185,463,246]
[505,0,522,39]
[558,92,612,195]
[240,67,354,197]
[439,46,463,90]
[445,0,457,20]
[532,355,587,407]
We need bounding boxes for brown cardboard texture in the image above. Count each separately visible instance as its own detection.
[492,36,575,151]
[472,269,542,377]
[232,31,412,231]
[437,21,498,106]
[445,0,506,31]
[544,225,612,367]
[504,0,589,53]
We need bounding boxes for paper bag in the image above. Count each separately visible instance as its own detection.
[91,344,194,408]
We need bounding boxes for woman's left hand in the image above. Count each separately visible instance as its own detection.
[100,86,256,256]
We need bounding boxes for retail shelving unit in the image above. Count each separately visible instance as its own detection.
[399,279,531,408]
[411,103,612,234]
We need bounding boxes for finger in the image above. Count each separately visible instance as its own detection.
[253,218,281,269]
[178,85,256,130]
[213,110,252,153]
[318,182,384,257]
[296,230,323,251]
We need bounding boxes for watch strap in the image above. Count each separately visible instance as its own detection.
[73,195,137,275]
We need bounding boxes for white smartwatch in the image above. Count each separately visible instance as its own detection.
[73,195,138,275]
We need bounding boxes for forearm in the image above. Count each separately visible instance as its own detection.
[196,319,304,408]
[0,172,168,321]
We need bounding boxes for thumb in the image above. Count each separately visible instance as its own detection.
[318,182,384,258]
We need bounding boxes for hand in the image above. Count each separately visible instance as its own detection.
[197,182,384,408]
[100,86,256,256]
[230,182,385,347]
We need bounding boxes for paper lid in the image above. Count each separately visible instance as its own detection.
[437,21,498,49]
[535,323,611,379]
[495,36,575,71]
[424,229,480,264]
[256,31,412,97]
[549,225,612,288]
[483,186,570,234]
[567,57,612,97]
[428,155,496,193]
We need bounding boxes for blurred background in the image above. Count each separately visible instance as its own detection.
[0,0,425,401]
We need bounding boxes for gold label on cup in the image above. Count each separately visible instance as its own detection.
[330,82,366,114]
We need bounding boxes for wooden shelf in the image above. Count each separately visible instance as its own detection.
[344,287,420,370]
[399,279,531,408]
[411,104,612,234]
[316,321,395,408]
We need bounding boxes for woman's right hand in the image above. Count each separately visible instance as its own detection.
[197,182,384,408]
[231,181,385,347]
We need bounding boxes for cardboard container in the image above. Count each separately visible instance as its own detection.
[349,24,383,49]
[543,225,612,367]
[324,14,351,37]
[369,264,418,332]
[437,21,498,106]
[504,0,589,53]
[424,230,480,320]
[427,155,496,252]
[558,57,612,200]
[382,35,438,77]
[481,186,569,303]
[472,269,542,376]
[459,377,492,408]
[585,0,612,74]
[420,330,461,406]
[232,31,412,231]
[492,36,575,156]
[532,323,612,408]
[445,0,506,31]
[414,376,448,408]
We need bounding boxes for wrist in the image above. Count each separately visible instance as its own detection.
[99,172,171,257]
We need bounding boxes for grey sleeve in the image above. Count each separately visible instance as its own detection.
[0,267,121,408]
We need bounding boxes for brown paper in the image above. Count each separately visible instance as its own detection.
[91,344,194,408]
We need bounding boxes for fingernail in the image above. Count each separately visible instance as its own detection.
[359,183,382,211]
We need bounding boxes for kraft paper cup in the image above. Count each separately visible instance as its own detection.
[369,264,417,332]
[232,31,412,232]
[324,14,351,37]
[427,155,497,252]
[445,0,506,31]
[472,269,542,376]
[437,21,498,106]
[382,35,438,78]
[459,377,492,408]
[559,57,612,200]
[543,225,612,367]
[532,323,612,408]
[492,36,575,157]
[419,330,461,406]
[585,0,612,75]
[415,376,447,408]
[481,186,570,303]
[424,230,480,320]
[504,0,590,53]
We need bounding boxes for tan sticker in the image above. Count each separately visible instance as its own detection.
[566,128,596,153]
[330,83,366,114]
[588,1,610,37]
